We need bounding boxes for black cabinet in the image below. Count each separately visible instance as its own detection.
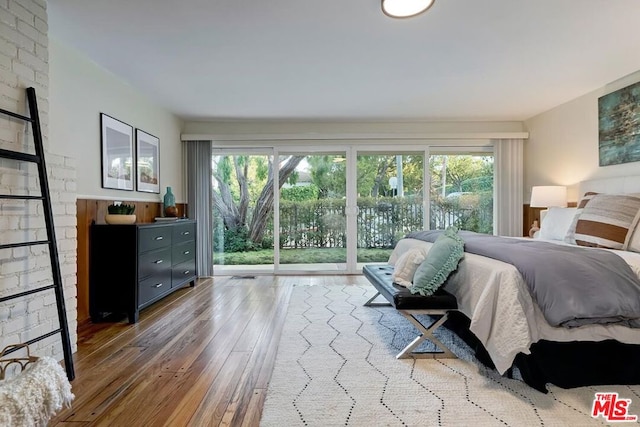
[90,220,197,323]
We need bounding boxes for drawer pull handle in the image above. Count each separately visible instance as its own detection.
[183,270,190,275]
[155,260,164,264]
[183,250,190,255]
[182,231,190,235]
[155,236,164,241]
[154,283,163,288]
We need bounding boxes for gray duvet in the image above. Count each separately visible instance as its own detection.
[407,230,640,328]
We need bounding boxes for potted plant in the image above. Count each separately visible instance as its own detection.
[105,203,136,224]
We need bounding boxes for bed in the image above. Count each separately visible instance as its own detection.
[386,176,640,392]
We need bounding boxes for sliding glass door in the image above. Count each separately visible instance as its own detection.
[210,144,495,275]
[355,152,425,265]
[277,152,348,272]
[429,150,494,233]
[211,151,275,274]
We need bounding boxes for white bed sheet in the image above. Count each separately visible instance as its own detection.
[389,238,640,374]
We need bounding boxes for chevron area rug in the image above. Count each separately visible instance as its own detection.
[260,284,640,426]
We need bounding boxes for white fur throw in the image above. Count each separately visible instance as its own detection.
[0,357,74,427]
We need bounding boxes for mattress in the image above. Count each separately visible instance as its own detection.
[388,237,640,374]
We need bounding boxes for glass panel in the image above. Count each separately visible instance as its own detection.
[212,154,274,272]
[429,153,494,233]
[278,154,347,271]
[356,153,424,263]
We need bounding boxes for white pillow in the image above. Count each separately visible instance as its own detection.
[538,207,578,241]
[391,247,429,287]
[387,238,429,265]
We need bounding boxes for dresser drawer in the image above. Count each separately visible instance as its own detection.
[172,240,195,266]
[172,259,196,288]
[139,226,172,252]
[138,247,171,279]
[173,222,195,244]
[138,272,172,306]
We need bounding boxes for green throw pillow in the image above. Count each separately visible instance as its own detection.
[410,227,464,296]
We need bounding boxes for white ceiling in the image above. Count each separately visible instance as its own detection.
[48,0,640,122]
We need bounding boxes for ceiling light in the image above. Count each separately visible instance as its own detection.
[382,0,435,18]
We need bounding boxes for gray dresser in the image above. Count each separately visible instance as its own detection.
[90,220,197,323]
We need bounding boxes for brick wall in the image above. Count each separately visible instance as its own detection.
[0,0,77,360]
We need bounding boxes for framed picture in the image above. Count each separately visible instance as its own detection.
[599,80,640,166]
[135,128,160,193]
[100,113,134,191]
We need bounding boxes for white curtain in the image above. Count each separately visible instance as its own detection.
[493,138,524,236]
[185,140,213,276]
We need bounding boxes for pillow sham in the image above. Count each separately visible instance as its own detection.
[564,192,598,244]
[411,227,464,296]
[572,193,640,250]
[387,238,430,266]
[538,207,578,241]
[628,226,640,253]
[391,247,428,287]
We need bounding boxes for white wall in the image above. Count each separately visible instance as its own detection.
[0,0,77,361]
[524,70,640,202]
[50,38,185,202]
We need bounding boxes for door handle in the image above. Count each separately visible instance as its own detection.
[153,283,163,288]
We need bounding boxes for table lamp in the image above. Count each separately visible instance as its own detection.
[530,185,568,224]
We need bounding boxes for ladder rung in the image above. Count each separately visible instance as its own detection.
[0,240,50,250]
[0,108,33,123]
[25,329,62,346]
[1,329,62,357]
[0,284,56,303]
[0,148,40,163]
[0,195,44,200]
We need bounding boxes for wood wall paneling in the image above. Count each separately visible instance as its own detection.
[523,204,544,237]
[76,199,187,325]
[76,199,90,326]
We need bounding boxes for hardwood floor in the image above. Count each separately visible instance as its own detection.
[50,275,364,426]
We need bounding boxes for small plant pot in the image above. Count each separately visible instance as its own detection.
[105,214,137,225]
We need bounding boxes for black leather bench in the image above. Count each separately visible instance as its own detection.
[362,264,459,359]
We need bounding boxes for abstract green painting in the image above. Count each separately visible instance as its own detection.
[598,81,640,166]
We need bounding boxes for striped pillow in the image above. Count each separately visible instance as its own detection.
[628,226,640,253]
[572,193,640,250]
[564,192,598,244]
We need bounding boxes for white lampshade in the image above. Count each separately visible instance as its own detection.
[382,0,435,18]
[530,186,567,208]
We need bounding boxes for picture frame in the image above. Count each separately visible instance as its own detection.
[100,113,134,191]
[598,80,640,166]
[135,129,160,193]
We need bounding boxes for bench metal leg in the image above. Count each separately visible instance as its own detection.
[364,291,392,307]
[396,310,457,359]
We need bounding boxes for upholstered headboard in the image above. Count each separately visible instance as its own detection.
[578,176,640,197]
